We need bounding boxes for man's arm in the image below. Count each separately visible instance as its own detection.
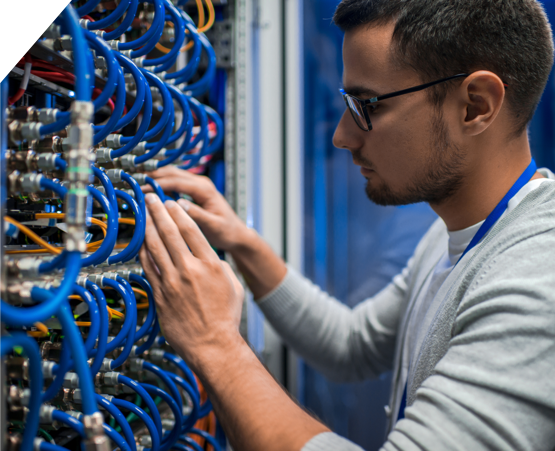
[140,193,329,450]
[143,166,414,381]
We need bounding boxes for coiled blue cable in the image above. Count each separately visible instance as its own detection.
[84,30,119,110]
[1,252,81,326]
[101,277,136,369]
[87,0,130,30]
[92,165,118,212]
[165,372,199,431]
[86,280,109,376]
[143,0,186,71]
[95,395,137,451]
[93,66,126,144]
[104,0,138,40]
[30,289,97,415]
[174,34,216,97]
[1,333,43,451]
[114,53,146,130]
[118,0,164,52]
[164,18,201,82]
[141,383,182,451]
[129,274,156,341]
[204,105,224,155]
[142,361,183,413]
[118,375,163,439]
[135,318,160,355]
[40,5,91,136]
[189,428,222,451]
[72,284,100,356]
[110,75,152,158]
[75,0,101,17]
[112,399,160,451]
[107,190,144,264]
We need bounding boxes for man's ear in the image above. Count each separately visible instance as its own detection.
[458,71,506,136]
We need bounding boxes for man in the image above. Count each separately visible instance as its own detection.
[140,0,555,449]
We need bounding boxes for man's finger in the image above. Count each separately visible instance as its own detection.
[139,246,164,304]
[149,175,216,206]
[163,199,219,261]
[176,199,216,230]
[145,194,193,270]
[143,202,181,276]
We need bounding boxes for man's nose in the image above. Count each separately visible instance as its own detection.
[333,109,365,153]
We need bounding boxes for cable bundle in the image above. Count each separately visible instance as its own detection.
[2,1,225,451]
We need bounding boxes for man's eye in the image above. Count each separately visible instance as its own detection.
[366,104,380,114]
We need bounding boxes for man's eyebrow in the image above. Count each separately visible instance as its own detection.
[342,85,381,98]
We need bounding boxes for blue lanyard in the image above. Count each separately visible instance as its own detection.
[457,158,537,264]
[397,158,538,422]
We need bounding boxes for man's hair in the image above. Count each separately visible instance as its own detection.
[333,0,554,136]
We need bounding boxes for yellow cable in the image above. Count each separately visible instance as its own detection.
[28,322,49,338]
[5,215,107,254]
[155,0,214,54]
[198,0,215,33]
[5,216,62,254]
[132,288,148,299]
[136,303,150,310]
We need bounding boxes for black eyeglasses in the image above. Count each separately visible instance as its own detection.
[340,73,477,131]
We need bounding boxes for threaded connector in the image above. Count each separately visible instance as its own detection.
[143,160,159,172]
[39,405,55,423]
[83,412,111,451]
[63,372,79,389]
[38,108,59,124]
[131,142,147,156]
[105,134,122,149]
[21,122,43,141]
[20,173,43,193]
[42,361,57,379]
[105,169,122,184]
[95,147,112,163]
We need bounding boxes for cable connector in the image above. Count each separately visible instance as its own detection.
[63,372,79,389]
[87,274,105,286]
[95,147,113,163]
[105,169,122,184]
[131,142,147,156]
[38,108,59,124]
[83,412,111,451]
[93,30,106,39]
[130,173,146,185]
[10,257,42,278]
[36,153,60,171]
[39,405,55,423]
[55,36,73,51]
[42,361,57,379]
[128,358,144,373]
[20,173,43,194]
[117,155,137,170]
[149,349,165,363]
[79,18,90,29]
[105,134,122,149]
[21,122,43,141]
[34,438,44,451]
[143,159,159,172]
[107,40,119,51]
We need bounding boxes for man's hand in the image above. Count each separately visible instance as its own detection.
[140,193,245,370]
[143,166,251,252]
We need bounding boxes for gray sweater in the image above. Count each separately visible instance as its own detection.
[257,181,555,451]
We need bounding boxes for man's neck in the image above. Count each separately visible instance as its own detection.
[430,137,541,232]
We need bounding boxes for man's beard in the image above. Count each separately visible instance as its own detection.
[360,110,465,206]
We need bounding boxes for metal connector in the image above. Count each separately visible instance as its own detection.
[39,405,55,423]
[149,349,165,363]
[36,153,59,171]
[95,147,112,163]
[131,142,147,156]
[20,173,43,193]
[55,36,73,51]
[105,134,122,149]
[118,155,136,170]
[105,169,122,184]
[42,361,57,379]
[21,122,43,141]
[38,108,59,124]
[63,372,79,389]
[83,412,111,451]
[88,274,104,286]
[143,160,158,172]
[130,173,146,185]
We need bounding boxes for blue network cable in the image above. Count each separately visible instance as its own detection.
[1,333,43,451]
[165,372,200,431]
[31,289,97,415]
[189,428,222,451]
[112,398,160,451]
[135,319,160,355]
[93,67,126,145]
[118,0,165,55]
[85,280,109,376]
[113,53,147,130]
[95,395,137,451]
[118,375,163,439]
[72,285,100,356]
[129,274,157,341]
[142,361,183,414]
[141,383,182,451]
[84,30,119,111]
[92,166,118,212]
[104,0,139,39]
[164,18,201,83]
[86,0,131,30]
[108,190,144,264]
[174,34,216,96]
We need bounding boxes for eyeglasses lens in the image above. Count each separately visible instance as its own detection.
[345,95,369,131]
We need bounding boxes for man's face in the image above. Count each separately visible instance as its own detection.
[333,23,466,206]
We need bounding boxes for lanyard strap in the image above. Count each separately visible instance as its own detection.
[397,159,538,423]
[457,158,538,264]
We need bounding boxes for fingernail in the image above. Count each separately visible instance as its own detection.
[145,193,159,205]
[177,199,190,212]
[165,200,177,209]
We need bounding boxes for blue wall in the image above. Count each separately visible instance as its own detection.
[301,1,555,450]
